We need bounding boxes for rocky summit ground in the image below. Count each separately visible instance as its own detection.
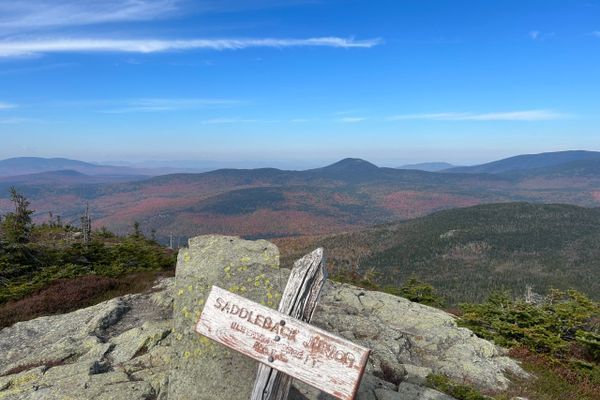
[0,235,528,400]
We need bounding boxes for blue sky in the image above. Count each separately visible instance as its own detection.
[0,0,599,167]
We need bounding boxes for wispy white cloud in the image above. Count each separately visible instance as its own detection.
[99,98,240,113]
[528,30,555,41]
[337,117,367,123]
[0,1,322,34]
[0,37,383,58]
[387,110,569,122]
[0,102,17,110]
[333,110,360,115]
[201,118,260,124]
[290,118,313,122]
[200,117,287,124]
[0,1,179,32]
[0,117,29,124]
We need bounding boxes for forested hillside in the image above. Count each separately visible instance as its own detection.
[276,202,600,304]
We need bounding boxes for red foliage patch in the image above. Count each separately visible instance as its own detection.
[0,276,120,328]
[380,191,480,219]
[0,271,173,329]
[185,209,355,238]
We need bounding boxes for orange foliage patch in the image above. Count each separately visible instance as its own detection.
[380,191,480,219]
[183,209,355,238]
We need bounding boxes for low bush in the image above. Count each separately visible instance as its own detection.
[383,277,445,307]
[0,270,173,328]
[459,289,599,360]
[426,374,491,400]
[457,290,599,400]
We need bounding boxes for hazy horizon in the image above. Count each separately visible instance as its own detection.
[3,148,600,173]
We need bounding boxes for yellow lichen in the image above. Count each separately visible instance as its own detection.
[228,285,240,293]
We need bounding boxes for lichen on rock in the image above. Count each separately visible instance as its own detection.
[168,235,290,400]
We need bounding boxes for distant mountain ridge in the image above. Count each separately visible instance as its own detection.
[1,151,599,240]
[0,157,216,178]
[0,157,150,178]
[3,150,599,179]
[445,150,600,174]
[398,162,457,172]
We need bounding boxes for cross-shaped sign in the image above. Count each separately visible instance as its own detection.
[195,248,371,400]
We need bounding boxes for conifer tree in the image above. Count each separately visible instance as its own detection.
[1,187,34,244]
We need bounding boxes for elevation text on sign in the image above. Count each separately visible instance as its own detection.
[196,285,370,400]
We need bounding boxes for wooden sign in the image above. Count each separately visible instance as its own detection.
[196,285,370,400]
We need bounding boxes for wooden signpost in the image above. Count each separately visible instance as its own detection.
[195,249,371,400]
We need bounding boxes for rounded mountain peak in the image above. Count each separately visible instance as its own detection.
[323,158,379,171]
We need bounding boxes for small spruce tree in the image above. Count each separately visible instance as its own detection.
[132,221,142,239]
[1,187,34,244]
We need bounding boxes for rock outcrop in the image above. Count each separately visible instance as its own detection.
[0,235,528,400]
[169,235,287,400]
[0,278,174,400]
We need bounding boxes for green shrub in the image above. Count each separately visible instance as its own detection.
[459,289,599,358]
[383,277,445,307]
[426,374,491,400]
[0,228,176,304]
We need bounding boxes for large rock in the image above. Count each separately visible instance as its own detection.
[309,282,527,392]
[168,235,290,400]
[0,279,174,400]
[0,235,529,400]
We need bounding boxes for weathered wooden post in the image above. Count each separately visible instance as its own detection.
[251,248,328,400]
[195,248,371,400]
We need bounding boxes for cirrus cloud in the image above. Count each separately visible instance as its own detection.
[99,98,240,113]
[0,37,383,58]
[0,1,179,32]
[387,110,569,122]
[336,117,367,123]
[529,30,540,40]
[0,101,17,110]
